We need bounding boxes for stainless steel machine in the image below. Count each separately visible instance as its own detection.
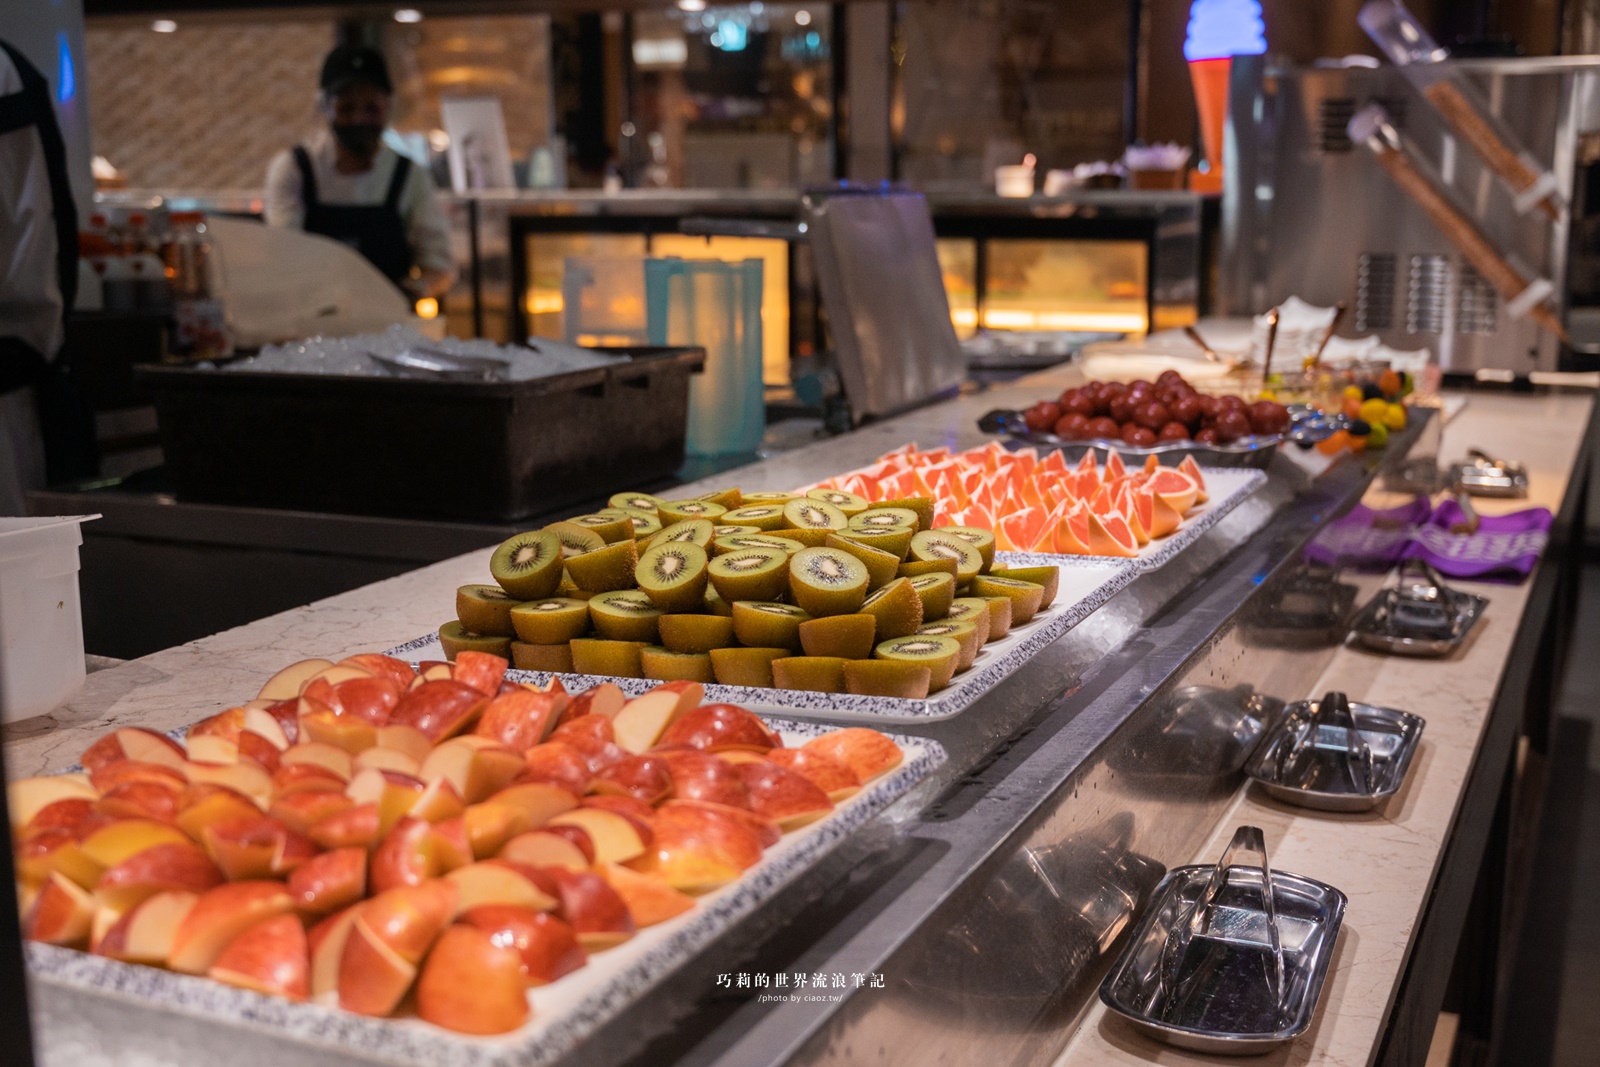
[1220,55,1600,374]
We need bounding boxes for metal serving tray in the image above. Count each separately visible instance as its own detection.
[978,408,1282,469]
[1099,826,1346,1054]
[1350,560,1488,656]
[1448,449,1529,499]
[1245,692,1425,812]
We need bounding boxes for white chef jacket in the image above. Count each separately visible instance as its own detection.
[0,46,62,513]
[262,131,455,280]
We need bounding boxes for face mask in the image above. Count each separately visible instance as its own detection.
[331,123,383,159]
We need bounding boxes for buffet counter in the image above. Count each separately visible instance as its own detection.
[6,364,1592,1067]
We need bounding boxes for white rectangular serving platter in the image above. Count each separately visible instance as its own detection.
[388,554,1136,724]
[27,720,946,1067]
[1104,466,1266,572]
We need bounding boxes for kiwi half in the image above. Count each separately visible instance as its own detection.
[843,659,931,699]
[714,533,806,557]
[940,526,997,572]
[649,518,716,551]
[897,558,958,580]
[991,565,1060,609]
[782,498,848,532]
[639,646,715,683]
[439,621,512,661]
[721,504,788,531]
[658,614,736,654]
[731,601,811,651]
[776,527,834,548]
[489,531,563,600]
[771,656,847,693]
[806,488,869,516]
[915,619,981,670]
[609,491,664,514]
[695,488,742,510]
[909,572,956,621]
[798,614,876,659]
[456,585,519,637]
[837,525,914,560]
[981,595,1014,639]
[909,530,984,581]
[708,546,789,602]
[657,499,726,525]
[545,521,607,560]
[510,597,591,644]
[709,646,791,687]
[566,513,635,545]
[635,541,710,613]
[947,597,999,640]
[565,538,639,593]
[788,547,870,617]
[849,507,919,534]
[588,590,664,642]
[874,634,961,690]
[712,524,761,540]
[741,490,797,505]
[598,509,661,541]
[969,575,1045,625]
[860,577,924,639]
[704,587,734,617]
[511,641,575,673]
[569,638,645,678]
[874,496,935,531]
[825,533,902,590]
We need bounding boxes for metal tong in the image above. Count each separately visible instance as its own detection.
[367,344,512,380]
[1272,691,1380,796]
[1390,559,1460,635]
[1155,826,1287,1026]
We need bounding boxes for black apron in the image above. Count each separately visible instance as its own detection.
[0,40,96,484]
[292,145,414,289]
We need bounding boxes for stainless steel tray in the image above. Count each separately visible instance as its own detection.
[1349,560,1488,656]
[1448,448,1529,499]
[1244,692,1425,812]
[1099,826,1346,1054]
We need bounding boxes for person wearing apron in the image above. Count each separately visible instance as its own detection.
[263,45,453,299]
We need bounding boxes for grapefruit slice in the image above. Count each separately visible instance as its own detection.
[1104,451,1126,483]
[1086,510,1140,559]
[1039,450,1068,476]
[1148,469,1198,515]
[1179,456,1209,503]
[1123,496,1151,546]
[1144,454,1160,476]
[1053,509,1092,555]
[1150,490,1185,538]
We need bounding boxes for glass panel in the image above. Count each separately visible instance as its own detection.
[650,234,791,385]
[523,232,648,343]
[937,238,979,339]
[982,238,1147,334]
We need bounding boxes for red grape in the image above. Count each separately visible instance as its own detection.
[1063,391,1097,418]
[1024,402,1062,433]
[1054,413,1091,440]
[1108,394,1137,422]
[1214,410,1251,443]
[1127,426,1157,448]
[1158,421,1191,442]
[1134,401,1171,432]
[1170,394,1203,429]
[1194,428,1220,445]
[1248,400,1291,436]
[1088,416,1121,440]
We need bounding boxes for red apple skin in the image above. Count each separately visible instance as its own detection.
[581,794,658,827]
[555,682,626,725]
[653,801,765,872]
[661,799,780,848]
[95,842,224,907]
[339,654,418,691]
[523,867,635,945]
[262,699,301,745]
[235,732,283,774]
[309,803,381,851]
[588,755,673,804]
[450,650,509,697]
[208,913,310,1001]
[474,690,562,753]
[389,681,489,742]
[655,704,781,754]
[88,760,186,795]
[802,728,903,782]
[519,742,593,797]
[271,763,348,796]
[415,924,529,1035]
[655,750,753,810]
[80,729,184,776]
[358,879,458,963]
[23,798,96,839]
[541,824,597,864]
[331,676,402,726]
[550,715,625,771]
[369,816,438,893]
[733,759,834,826]
[287,847,368,917]
[270,790,355,835]
[765,748,862,799]
[459,904,587,986]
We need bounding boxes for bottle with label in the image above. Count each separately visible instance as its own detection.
[166,211,232,360]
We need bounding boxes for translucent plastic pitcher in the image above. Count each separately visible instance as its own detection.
[646,257,765,457]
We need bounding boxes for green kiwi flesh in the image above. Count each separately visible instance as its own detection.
[566,513,635,545]
[730,601,811,651]
[806,488,869,516]
[968,575,1045,624]
[587,590,664,642]
[439,621,512,661]
[873,634,961,690]
[989,565,1060,608]
[787,547,870,617]
[914,619,981,670]
[564,538,640,593]
[707,546,790,602]
[939,525,997,571]
[634,541,710,613]
[908,530,984,581]
[455,585,519,637]
[781,498,848,531]
[824,533,902,590]
[649,518,716,551]
[543,521,606,560]
[489,530,563,600]
[908,572,956,621]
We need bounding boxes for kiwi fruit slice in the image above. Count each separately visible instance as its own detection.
[489,530,564,600]
[909,572,956,621]
[990,565,1060,609]
[915,619,981,670]
[649,518,716,551]
[657,499,727,525]
[798,614,876,659]
[939,600,991,646]
[777,527,835,548]
[824,533,901,591]
[969,575,1045,625]
[940,526,997,572]
[569,638,645,678]
[565,538,639,593]
[742,490,797,505]
[609,491,664,514]
[566,513,635,545]
[806,488,869,517]
[714,533,806,557]
[510,597,591,644]
[874,496,935,531]
[860,578,924,639]
[658,613,736,654]
[981,596,1014,639]
[545,521,607,561]
[456,585,519,637]
[511,641,575,673]
[843,659,931,699]
[788,547,870,617]
[713,523,761,540]
[898,558,958,580]
[909,530,984,581]
[849,507,919,534]
[782,498,849,532]
[731,601,812,651]
[771,656,847,693]
[439,621,512,661]
[709,646,791,687]
[598,509,662,541]
[708,546,789,602]
[874,634,961,690]
[721,504,788,531]
[695,488,743,509]
[635,540,710,612]
[704,587,734,617]
[639,646,715,683]
[838,525,914,560]
[554,573,591,600]
[588,590,664,642]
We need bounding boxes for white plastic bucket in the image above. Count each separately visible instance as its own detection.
[0,515,97,723]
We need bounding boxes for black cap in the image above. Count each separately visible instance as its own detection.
[319,45,392,95]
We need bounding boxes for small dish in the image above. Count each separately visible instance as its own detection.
[1245,691,1425,812]
[1350,559,1488,656]
[1448,449,1529,499]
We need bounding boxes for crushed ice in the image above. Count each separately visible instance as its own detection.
[223,326,627,381]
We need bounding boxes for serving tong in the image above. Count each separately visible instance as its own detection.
[1245,692,1426,811]
[1270,692,1378,796]
[367,344,513,381]
[1351,559,1488,655]
[1449,448,1529,499]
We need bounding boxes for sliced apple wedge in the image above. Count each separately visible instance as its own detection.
[168,880,295,974]
[255,658,336,701]
[9,774,97,830]
[95,889,199,964]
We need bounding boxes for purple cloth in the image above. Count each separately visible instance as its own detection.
[1305,497,1551,582]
